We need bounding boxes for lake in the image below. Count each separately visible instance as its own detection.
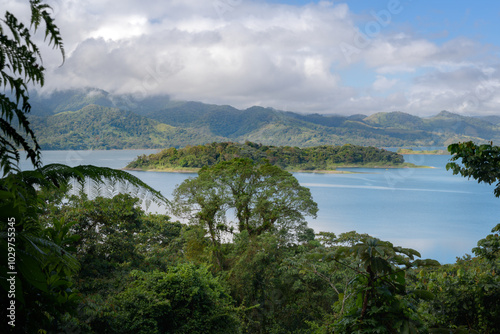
[20,149,500,264]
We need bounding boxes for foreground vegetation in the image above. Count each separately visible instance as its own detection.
[2,159,499,333]
[126,141,411,171]
[3,148,500,333]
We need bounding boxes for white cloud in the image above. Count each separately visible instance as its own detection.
[38,0,354,112]
[372,75,398,91]
[365,38,440,70]
[3,0,500,116]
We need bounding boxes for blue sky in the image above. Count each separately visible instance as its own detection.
[5,0,500,116]
[273,0,499,46]
[267,0,499,40]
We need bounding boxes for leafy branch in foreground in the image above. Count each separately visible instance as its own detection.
[1,0,65,175]
[447,141,500,197]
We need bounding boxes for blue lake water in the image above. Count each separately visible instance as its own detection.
[20,150,500,264]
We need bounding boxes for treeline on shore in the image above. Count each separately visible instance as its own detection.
[126,141,407,171]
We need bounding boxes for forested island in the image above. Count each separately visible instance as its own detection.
[125,141,415,172]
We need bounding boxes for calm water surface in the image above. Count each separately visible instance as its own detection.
[21,150,500,264]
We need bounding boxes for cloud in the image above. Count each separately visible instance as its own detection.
[372,75,398,91]
[407,65,500,115]
[4,0,500,116]
[40,0,355,112]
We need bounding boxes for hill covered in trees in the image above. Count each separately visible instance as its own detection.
[29,104,225,150]
[27,88,500,149]
[125,141,409,171]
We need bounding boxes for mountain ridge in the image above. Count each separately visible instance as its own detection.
[28,88,500,149]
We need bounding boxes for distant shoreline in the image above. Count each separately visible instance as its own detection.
[397,148,449,155]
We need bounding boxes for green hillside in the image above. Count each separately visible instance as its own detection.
[29,104,225,150]
[363,111,425,130]
[27,88,500,149]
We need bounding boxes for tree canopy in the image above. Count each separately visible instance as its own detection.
[173,158,318,237]
[173,158,318,269]
[447,141,500,197]
[127,141,407,171]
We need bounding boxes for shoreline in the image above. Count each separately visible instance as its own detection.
[123,164,433,174]
[123,168,357,174]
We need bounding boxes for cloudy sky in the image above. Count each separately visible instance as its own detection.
[4,0,500,116]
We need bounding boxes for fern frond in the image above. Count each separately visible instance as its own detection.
[28,163,168,205]
[30,0,65,62]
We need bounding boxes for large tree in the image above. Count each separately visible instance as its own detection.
[173,158,318,268]
[174,158,318,236]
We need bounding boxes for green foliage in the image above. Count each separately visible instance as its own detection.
[0,0,65,175]
[316,236,440,334]
[135,214,185,270]
[228,231,337,334]
[3,5,500,330]
[128,141,406,170]
[173,158,318,270]
[0,5,166,330]
[27,89,500,149]
[107,264,241,334]
[36,193,188,333]
[473,223,500,261]
[415,252,500,333]
[1,0,64,174]
[0,3,73,331]
[447,141,500,197]
[10,157,499,334]
[63,194,146,277]
[29,104,225,149]
[206,158,318,235]
[47,194,173,291]
[425,144,500,333]
[0,162,167,333]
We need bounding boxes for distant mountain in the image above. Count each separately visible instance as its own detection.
[27,88,500,149]
[478,115,500,125]
[29,104,225,150]
[363,111,425,130]
[30,88,172,116]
